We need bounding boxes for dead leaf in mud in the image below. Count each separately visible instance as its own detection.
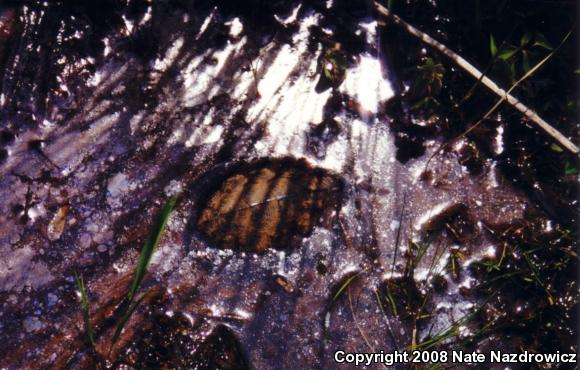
[196,158,343,252]
[47,204,69,241]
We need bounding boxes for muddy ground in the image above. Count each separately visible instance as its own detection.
[0,1,577,369]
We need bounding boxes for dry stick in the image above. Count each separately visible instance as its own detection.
[374,2,579,155]
[459,26,519,105]
[424,24,575,170]
[460,25,574,140]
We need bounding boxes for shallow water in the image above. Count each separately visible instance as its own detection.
[0,1,576,369]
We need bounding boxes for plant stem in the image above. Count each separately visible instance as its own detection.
[374,2,579,154]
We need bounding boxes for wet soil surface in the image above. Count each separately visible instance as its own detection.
[0,1,577,369]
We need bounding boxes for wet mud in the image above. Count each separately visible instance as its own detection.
[0,1,577,369]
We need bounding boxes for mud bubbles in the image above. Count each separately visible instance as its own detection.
[196,158,343,253]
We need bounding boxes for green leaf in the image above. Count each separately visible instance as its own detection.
[498,48,517,61]
[490,34,497,57]
[520,32,532,46]
[322,49,347,85]
[550,143,563,153]
[574,68,580,74]
[533,33,553,50]
[127,196,177,302]
[565,161,578,176]
[522,51,531,74]
[419,57,437,71]
[74,271,96,348]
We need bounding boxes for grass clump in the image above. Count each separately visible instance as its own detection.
[74,196,178,355]
[127,196,177,302]
[74,271,96,349]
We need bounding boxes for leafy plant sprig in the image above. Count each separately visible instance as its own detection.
[74,271,96,349]
[126,196,177,302]
[74,196,177,354]
[111,196,177,347]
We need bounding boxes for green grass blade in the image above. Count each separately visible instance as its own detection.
[111,293,148,344]
[332,272,360,302]
[385,284,398,316]
[127,196,177,302]
[489,34,497,57]
[74,271,96,348]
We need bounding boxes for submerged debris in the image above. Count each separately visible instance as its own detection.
[0,0,577,368]
[196,158,343,252]
[47,204,69,241]
[192,325,250,370]
[418,202,476,243]
[378,275,426,324]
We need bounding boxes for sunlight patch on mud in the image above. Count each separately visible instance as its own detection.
[341,54,393,116]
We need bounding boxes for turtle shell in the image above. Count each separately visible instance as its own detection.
[196,158,343,252]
